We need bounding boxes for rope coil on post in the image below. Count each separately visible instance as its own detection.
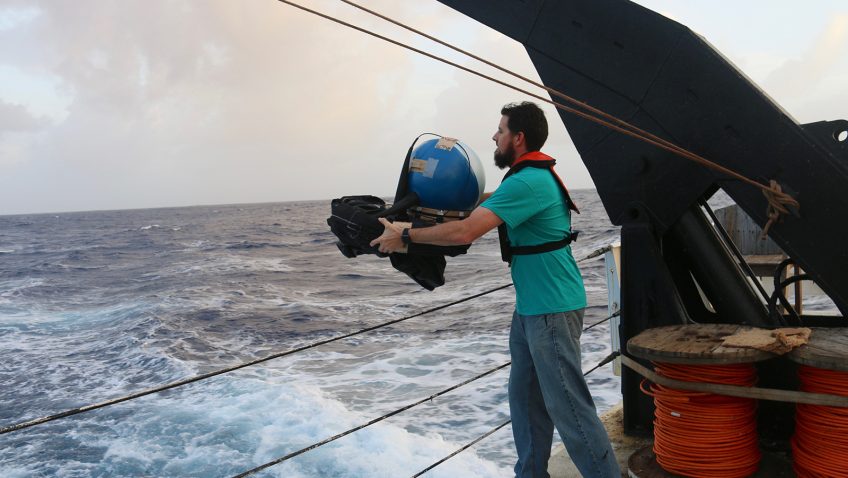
[792,365,848,478]
[640,362,761,478]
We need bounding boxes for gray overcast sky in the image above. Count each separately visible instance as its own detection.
[1,1,846,215]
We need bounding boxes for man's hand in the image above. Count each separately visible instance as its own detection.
[370,206,502,253]
[370,218,407,254]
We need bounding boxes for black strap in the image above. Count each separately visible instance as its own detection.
[392,134,419,203]
[509,231,579,255]
[499,225,578,264]
[393,133,446,205]
[497,160,577,264]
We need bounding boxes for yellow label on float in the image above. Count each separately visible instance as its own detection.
[435,137,457,150]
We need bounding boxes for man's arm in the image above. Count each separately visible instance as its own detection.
[369,206,503,254]
[477,192,493,204]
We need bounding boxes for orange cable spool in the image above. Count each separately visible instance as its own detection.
[641,362,761,478]
[792,365,848,478]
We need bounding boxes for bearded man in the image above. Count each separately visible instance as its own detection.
[371,101,620,478]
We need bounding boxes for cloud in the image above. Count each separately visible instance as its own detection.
[763,14,848,113]
[426,30,592,192]
[0,5,39,33]
[0,99,46,132]
[3,0,569,214]
[0,100,49,167]
[5,1,839,214]
[0,1,435,213]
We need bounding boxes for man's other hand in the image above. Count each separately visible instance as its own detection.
[370,218,406,254]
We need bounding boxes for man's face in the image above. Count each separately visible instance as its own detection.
[492,115,515,169]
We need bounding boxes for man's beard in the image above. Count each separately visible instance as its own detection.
[493,144,516,169]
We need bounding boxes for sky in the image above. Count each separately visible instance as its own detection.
[0,0,846,215]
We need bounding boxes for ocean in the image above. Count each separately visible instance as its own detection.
[0,189,622,478]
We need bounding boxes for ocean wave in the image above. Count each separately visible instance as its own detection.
[165,255,295,276]
[0,376,509,478]
[225,241,279,250]
[2,194,624,476]
[0,278,47,302]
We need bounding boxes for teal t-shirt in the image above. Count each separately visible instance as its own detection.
[481,167,586,315]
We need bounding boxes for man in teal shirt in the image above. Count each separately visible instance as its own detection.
[372,102,619,477]
[481,159,586,316]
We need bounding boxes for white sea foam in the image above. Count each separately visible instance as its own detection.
[1,194,625,476]
[168,255,295,276]
[19,377,512,477]
[802,293,841,314]
[10,302,151,329]
[0,278,46,308]
[0,277,46,294]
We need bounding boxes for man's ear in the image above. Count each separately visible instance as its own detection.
[513,131,525,147]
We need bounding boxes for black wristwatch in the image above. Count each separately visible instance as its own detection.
[401,228,412,245]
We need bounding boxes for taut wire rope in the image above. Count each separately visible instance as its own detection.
[232,351,620,477]
[231,362,512,478]
[1,242,614,436]
[277,0,799,233]
[411,351,620,477]
[410,420,512,478]
[584,310,619,333]
[576,245,611,263]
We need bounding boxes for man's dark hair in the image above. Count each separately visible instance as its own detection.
[501,101,548,151]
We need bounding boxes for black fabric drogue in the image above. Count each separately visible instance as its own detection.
[327,194,471,290]
[326,134,481,290]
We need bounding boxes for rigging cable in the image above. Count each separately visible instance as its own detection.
[1,286,617,437]
[583,351,621,377]
[231,362,512,478]
[1,245,613,437]
[0,284,513,436]
[411,351,620,477]
[767,258,809,326]
[275,0,800,233]
[576,245,611,263]
[411,420,512,478]
[584,310,619,333]
[232,351,620,477]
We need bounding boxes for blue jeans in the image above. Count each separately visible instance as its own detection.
[509,309,620,478]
